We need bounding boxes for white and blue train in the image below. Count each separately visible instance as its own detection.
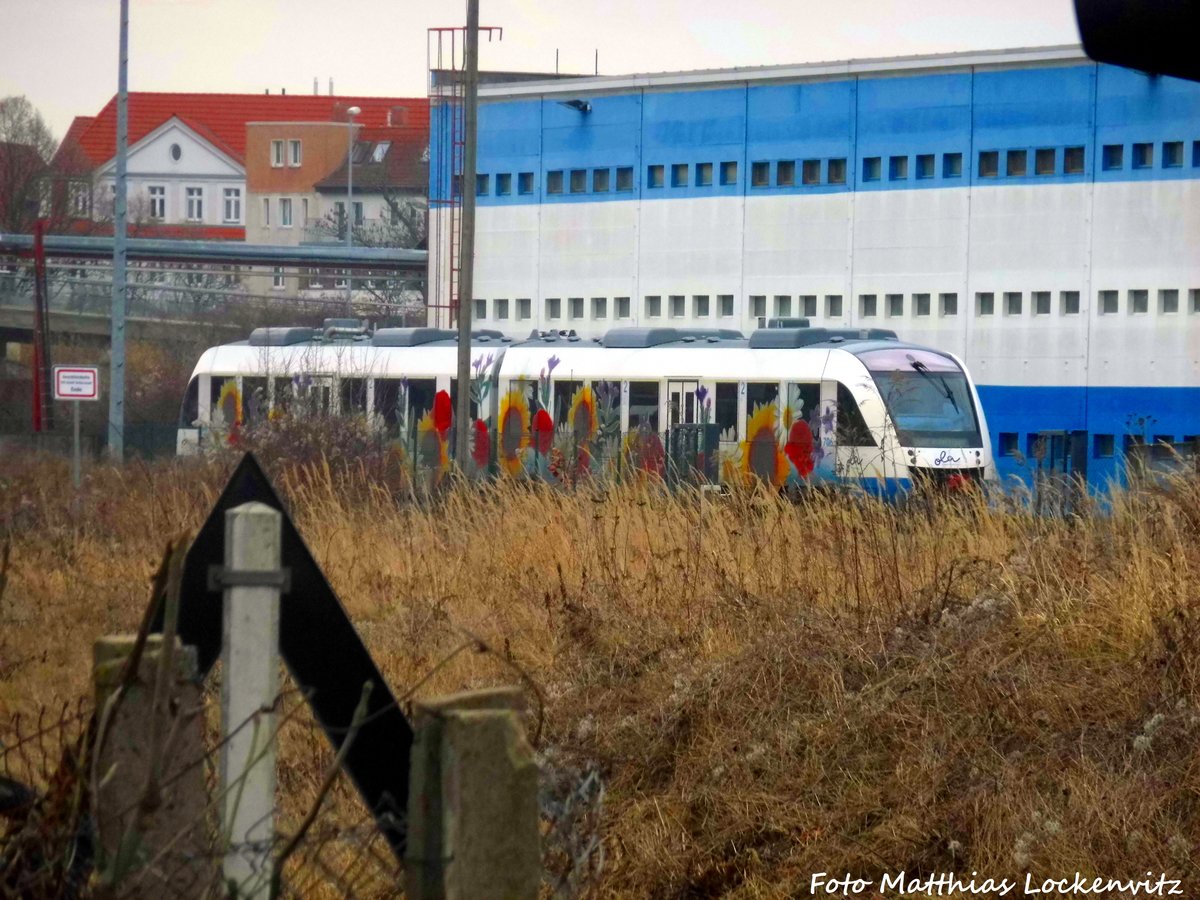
[178,321,993,494]
[428,46,1200,489]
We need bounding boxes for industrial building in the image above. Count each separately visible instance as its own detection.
[428,45,1200,487]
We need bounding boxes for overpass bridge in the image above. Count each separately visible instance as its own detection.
[0,233,429,347]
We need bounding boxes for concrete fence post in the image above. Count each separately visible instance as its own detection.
[405,687,540,900]
[92,633,213,896]
[217,501,283,899]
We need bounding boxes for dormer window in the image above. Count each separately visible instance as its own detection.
[372,141,390,163]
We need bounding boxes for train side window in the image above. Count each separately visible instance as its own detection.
[746,382,778,420]
[273,377,293,415]
[836,382,875,447]
[408,378,438,424]
[714,382,738,441]
[179,376,199,426]
[374,378,401,427]
[553,379,584,426]
[628,381,660,432]
[448,380,480,421]
[785,382,820,425]
[243,377,268,423]
[340,377,368,415]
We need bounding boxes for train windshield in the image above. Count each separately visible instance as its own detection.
[858,349,981,448]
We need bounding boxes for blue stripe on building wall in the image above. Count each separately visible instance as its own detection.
[437,62,1200,206]
[977,384,1200,487]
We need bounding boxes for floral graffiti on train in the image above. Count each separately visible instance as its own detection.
[723,387,837,488]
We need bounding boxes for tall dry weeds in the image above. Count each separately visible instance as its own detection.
[2,450,1198,896]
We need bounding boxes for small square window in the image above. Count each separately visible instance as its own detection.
[776,160,795,187]
[616,167,634,191]
[1129,289,1148,314]
[1005,291,1022,316]
[517,298,531,320]
[976,292,995,316]
[751,161,769,187]
[694,294,710,317]
[1132,142,1153,169]
[1094,434,1114,458]
[1064,146,1085,174]
[592,297,607,319]
[720,161,738,185]
[1034,291,1051,315]
[671,163,688,187]
[1035,148,1056,175]
[914,293,931,316]
[1061,291,1080,315]
[750,295,766,318]
[827,158,846,184]
[476,174,489,196]
[645,295,662,318]
[886,293,904,317]
[547,171,564,194]
[1192,289,1200,313]
[1099,289,1119,314]
[495,298,510,320]
[916,154,934,179]
[859,294,877,317]
[518,172,535,194]
[569,297,584,319]
[718,295,734,317]
[615,296,630,318]
[647,165,665,188]
[889,155,908,180]
[593,168,610,192]
[802,159,820,185]
[496,173,512,195]
[939,293,958,317]
[800,295,817,317]
[1006,149,1027,177]
[862,157,881,182]
[1193,141,1200,167]
[696,162,713,187]
[1102,144,1123,170]
[570,169,586,193]
[978,151,999,178]
[546,297,562,319]
[825,294,843,317]
[473,298,487,320]
[670,295,686,318]
[774,295,791,317]
[999,432,1019,456]
[1163,142,1183,168]
[1160,289,1179,314]
[943,152,963,178]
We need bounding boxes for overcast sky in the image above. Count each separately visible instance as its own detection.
[2,0,1083,143]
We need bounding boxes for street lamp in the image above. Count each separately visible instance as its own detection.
[345,105,361,303]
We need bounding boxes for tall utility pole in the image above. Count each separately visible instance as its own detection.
[453,0,480,462]
[109,0,130,461]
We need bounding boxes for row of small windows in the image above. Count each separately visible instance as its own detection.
[998,432,1200,460]
[477,140,1200,197]
[473,289,1200,323]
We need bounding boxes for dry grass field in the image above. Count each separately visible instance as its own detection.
[2,449,1199,896]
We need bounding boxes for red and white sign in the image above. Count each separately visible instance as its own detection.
[53,366,100,401]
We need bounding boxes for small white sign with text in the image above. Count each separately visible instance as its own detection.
[53,366,100,401]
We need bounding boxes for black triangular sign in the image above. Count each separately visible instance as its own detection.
[151,452,412,857]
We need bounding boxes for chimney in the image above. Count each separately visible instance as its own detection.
[281,87,286,96]
[264,88,269,95]
[313,77,318,95]
[328,77,334,96]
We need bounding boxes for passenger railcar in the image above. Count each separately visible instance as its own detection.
[178,319,993,492]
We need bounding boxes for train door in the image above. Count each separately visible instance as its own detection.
[668,379,699,427]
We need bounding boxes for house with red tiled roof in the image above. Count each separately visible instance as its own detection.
[49,92,428,242]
